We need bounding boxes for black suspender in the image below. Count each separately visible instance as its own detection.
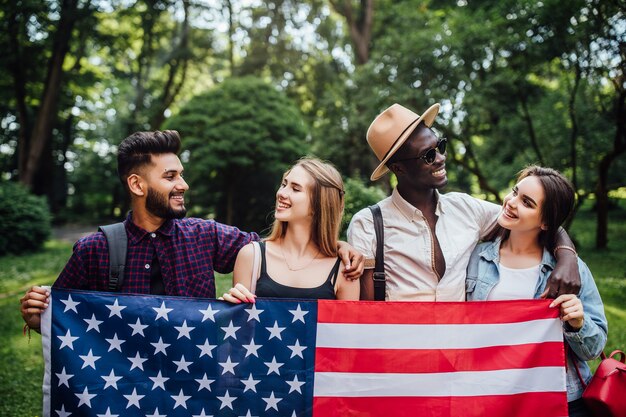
[98,223,127,292]
[368,204,386,301]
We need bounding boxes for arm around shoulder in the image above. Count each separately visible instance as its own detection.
[544,228,581,297]
[464,195,500,239]
[564,259,607,360]
[210,220,259,274]
[347,208,377,266]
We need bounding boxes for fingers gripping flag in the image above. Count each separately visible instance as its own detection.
[41,289,567,417]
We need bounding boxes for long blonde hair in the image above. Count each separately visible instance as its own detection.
[267,157,345,257]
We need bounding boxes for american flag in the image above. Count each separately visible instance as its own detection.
[41,289,567,417]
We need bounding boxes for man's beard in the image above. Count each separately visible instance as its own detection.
[145,188,187,219]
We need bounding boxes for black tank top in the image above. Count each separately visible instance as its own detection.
[254,241,340,300]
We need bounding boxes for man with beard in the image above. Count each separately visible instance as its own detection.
[20,130,363,332]
[348,103,580,301]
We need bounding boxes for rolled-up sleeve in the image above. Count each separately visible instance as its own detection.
[210,221,259,274]
[347,208,377,269]
[468,197,501,239]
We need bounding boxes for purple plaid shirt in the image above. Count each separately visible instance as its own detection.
[53,213,259,297]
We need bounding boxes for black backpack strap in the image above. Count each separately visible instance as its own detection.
[368,204,385,301]
[98,223,128,292]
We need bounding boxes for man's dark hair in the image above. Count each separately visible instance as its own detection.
[117,130,182,188]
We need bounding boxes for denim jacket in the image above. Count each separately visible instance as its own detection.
[466,239,608,402]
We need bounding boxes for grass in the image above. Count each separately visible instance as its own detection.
[0,241,232,417]
[0,240,74,296]
[0,206,624,416]
[0,240,74,416]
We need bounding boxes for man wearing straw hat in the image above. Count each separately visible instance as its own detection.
[347,103,581,302]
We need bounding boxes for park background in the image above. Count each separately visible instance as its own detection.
[0,0,624,415]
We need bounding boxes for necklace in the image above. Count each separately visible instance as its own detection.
[279,241,320,271]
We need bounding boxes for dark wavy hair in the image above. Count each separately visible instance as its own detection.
[485,166,575,252]
[117,130,182,190]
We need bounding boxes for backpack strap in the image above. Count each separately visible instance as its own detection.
[98,223,128,292]
[368,204,385,301]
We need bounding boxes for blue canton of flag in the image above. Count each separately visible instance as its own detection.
[42,288,317,417]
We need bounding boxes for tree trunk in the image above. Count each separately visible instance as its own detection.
[595,88,626,249]
[519,96,545,166]
[226,179,235,226]
[453,153,502,203]
[330,0,374,66]
[562,62,583,231]
[8,8,31,179]
[32,131,54,198]
[20,0,79,189]
[126,1,158,135]
[111,184,128,221]
[149,0,190,129]
[595,168,610,249]
[440,124,501,203]
[51,115,74,214]
[567,64,581,192]
[226,0,235,75]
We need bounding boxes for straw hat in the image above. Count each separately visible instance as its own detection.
[367,103,440,180]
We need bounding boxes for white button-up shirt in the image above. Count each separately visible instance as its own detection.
[348,189,500,301]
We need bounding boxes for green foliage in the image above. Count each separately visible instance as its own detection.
[1,0,623,248]
[341,177,387,236]
[0,294,45,416]
[0,239,72,294]
[567,201,626,368]
[65,139,121,222]
[0,239,70,415]
[0,182,51,256]
[0,0,100,204]
[311,0,625,211]
[165,76,308,232]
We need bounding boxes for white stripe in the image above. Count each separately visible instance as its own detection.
[41,286,52,417]
[313,367,566,397]
[316,319,562,349]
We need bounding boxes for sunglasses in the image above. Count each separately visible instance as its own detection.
[395,138,447,165]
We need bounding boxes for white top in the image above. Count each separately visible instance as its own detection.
[347,188,500,301]
[487,264,540,300]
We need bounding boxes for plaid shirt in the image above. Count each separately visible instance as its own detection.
[53,213,259,297]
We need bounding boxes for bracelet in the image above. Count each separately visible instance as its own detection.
[554,245,577,257]
[23,323,31,342]
[22,323,41,341]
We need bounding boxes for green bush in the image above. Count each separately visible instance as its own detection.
[0,181,51,255]
[341,177,387,236]
[165,76,308,232]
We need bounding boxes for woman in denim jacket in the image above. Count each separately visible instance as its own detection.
[466,166,607,417]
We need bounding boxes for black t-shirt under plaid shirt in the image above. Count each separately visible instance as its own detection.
[53,213,259,297]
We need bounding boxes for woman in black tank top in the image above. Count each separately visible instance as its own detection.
[222,158,360,302]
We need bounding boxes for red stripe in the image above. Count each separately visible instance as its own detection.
[312,392,568,417]
[317,299,558,324]
[314,342,564,373]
